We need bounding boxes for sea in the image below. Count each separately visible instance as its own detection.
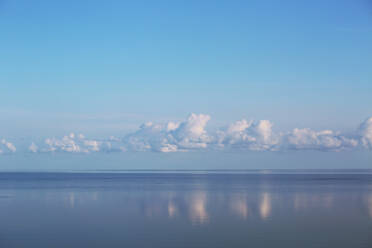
[0,170,371,248]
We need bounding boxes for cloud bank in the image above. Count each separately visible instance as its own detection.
[2,114,372,155]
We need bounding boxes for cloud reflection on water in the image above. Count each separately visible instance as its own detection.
[294,194,334,211]
[56,183,372,224]
[189,192,209,225]
[2,174,372,247]
[60,190,358,222]
[259,192,271,220]
[168,200,178,218]
[230,194,249,219]
[367,194,372,219]
[69,192,75,209]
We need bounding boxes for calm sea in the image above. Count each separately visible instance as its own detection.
[0,171,371,248]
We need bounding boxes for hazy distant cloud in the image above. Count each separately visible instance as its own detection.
[29,142,38,153]
[0,139,16,154]
[4,113,371,154]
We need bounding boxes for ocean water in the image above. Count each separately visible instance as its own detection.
[0,171,372,248]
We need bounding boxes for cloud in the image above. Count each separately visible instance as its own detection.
[29,142,38,153]
[5,113,372,154]
[215,119,279,151]
[123,113,211,152]
[121,114,367,152]
[359,117,372,149]
[0,139,16,154]
[35,133,115,153]
[283,128,358,151]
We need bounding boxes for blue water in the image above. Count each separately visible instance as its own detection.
[1,171,372,247]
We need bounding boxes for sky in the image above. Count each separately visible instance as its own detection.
[0,0,371,170]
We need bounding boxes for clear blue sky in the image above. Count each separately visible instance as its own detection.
[1,0,371,137]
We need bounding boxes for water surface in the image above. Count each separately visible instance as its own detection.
[1,172,372,247]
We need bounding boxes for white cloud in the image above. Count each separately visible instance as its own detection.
[39,133,114,153]
[123,113,211,152]
[283,128,358,151]
[215,119,279,151]
[0,139,16,153]
[29,142,38,153]
[5,114,372,154]
[359,117,372,149]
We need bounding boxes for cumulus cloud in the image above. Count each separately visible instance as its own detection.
[359,117,372,149]
[0,139,16,154]
[35,133,114,153]
[120,114,366,152]
[283,128,358,151]
[4,113,372,154]
[215,119,279,151]
[123,113,211,152]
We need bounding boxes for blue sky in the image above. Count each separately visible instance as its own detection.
[0,1,371,169]
[1,0,371,133]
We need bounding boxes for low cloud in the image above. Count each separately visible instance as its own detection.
[124,113,211,152]
[359,117,372,149]
[35,133,115,154]
[29,142,38,153]
[0,139,16,154]
[282,128,358,151]
[2,113,371,154]
[122,114,370,152]
[215,119,279,151]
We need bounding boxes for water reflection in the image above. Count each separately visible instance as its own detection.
[230,194,249,219]
[69,192,75,209]
[168,200,178,218]
[92,192,98,201]
[189,192,208,224]
[294,194,334,211]
[145,200,164,218]
[56,187,371,223]
[1,173,372,248]
[368,194,372,219]
[259,192,271,220]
